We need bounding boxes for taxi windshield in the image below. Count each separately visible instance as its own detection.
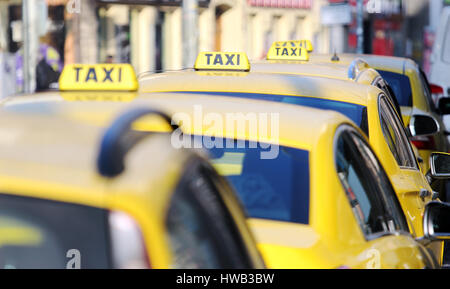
[173,92,368,134]
[377,70,413,107]
[192,136,310,224]
[0,194,110,269]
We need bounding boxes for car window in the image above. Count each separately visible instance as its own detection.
[166,187,222,269]
[347,131,409,233]
[379,95,418,169]
[281,96,368,135]
[205,137,310,225]
[166,161,254,269]
[170,91,369,136]
[374,77,403,122]
[377,70,413,107]
[0,194,110,269]
[418,69,438,112]
[335,128,409,238]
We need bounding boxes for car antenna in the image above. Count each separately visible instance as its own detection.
[331,50,340,62]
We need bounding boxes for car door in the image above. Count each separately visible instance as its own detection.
[165,158,264,269]
[376,95,444,264]
[335,127,438,269]
[377,95,436,232]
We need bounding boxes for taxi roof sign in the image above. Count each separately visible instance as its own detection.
[267,41,310,61]
[59,64,138,91]
[194,52,250,71]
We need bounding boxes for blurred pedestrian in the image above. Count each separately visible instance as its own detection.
[14,44,24,93]
[105,55,114,64]
[36,33,62,91]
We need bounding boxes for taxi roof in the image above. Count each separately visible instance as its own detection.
[308,53,418,75]
[0,110,191,209]
[138,70,380,107]
[0,91,354,152]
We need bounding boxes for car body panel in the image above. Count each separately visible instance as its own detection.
[308,53,449,172]
[141,72,445,265]
[4,93,438,268]
[0,111,264,269]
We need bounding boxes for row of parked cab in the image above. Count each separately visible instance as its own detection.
[1,40,450,269]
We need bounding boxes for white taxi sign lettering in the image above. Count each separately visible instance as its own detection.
[59,64,138,91]
[267,41,310,61]
[194,52,250,71]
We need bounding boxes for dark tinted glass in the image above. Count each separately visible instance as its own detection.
[166,162,256,269]
[171,91,368,131]
[336,133,388,236]
[198,137,310,224]
[377,70,413,107]
[335,130,409,237]
[166,186,224,269]
[429,204,450,234]
[0,194,110,269]
[432,154,450,175]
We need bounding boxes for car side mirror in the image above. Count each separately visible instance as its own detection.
[438,97,450,115]
[409,114,439,137]
[423,201,450,241]
[429,152,450,179]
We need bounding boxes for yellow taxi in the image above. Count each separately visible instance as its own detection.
[3,60,447,268]
[14,91,449,269]
[0,75,265,269]
[252,41,448,202]
[308,53,449,177]
[137,52,450,265]
[251,41,402,119]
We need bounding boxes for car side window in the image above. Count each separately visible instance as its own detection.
[419,69,438,112]
[165,160,253,269]
[379,95,418,169]
[374,78,402,120]
[336,130,390,236]
[347,131,410,233]
[166,185,222,269]
[335,128,409,238]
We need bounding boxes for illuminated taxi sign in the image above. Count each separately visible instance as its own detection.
[194,52,250,71]
[267,41,309,61]
[59,64,138,91]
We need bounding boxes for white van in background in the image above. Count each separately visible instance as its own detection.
[430,7,450,102]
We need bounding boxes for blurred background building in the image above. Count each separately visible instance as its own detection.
[0,0,448,98]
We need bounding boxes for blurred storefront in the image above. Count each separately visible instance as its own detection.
[244,0,326,60]
[347,0,405,56]
[321,0,407,56]
[0,0,328,96]
[97,0,326,72]
[320,1,352,53]
[56,0,328,73]
[0,0,68,96]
